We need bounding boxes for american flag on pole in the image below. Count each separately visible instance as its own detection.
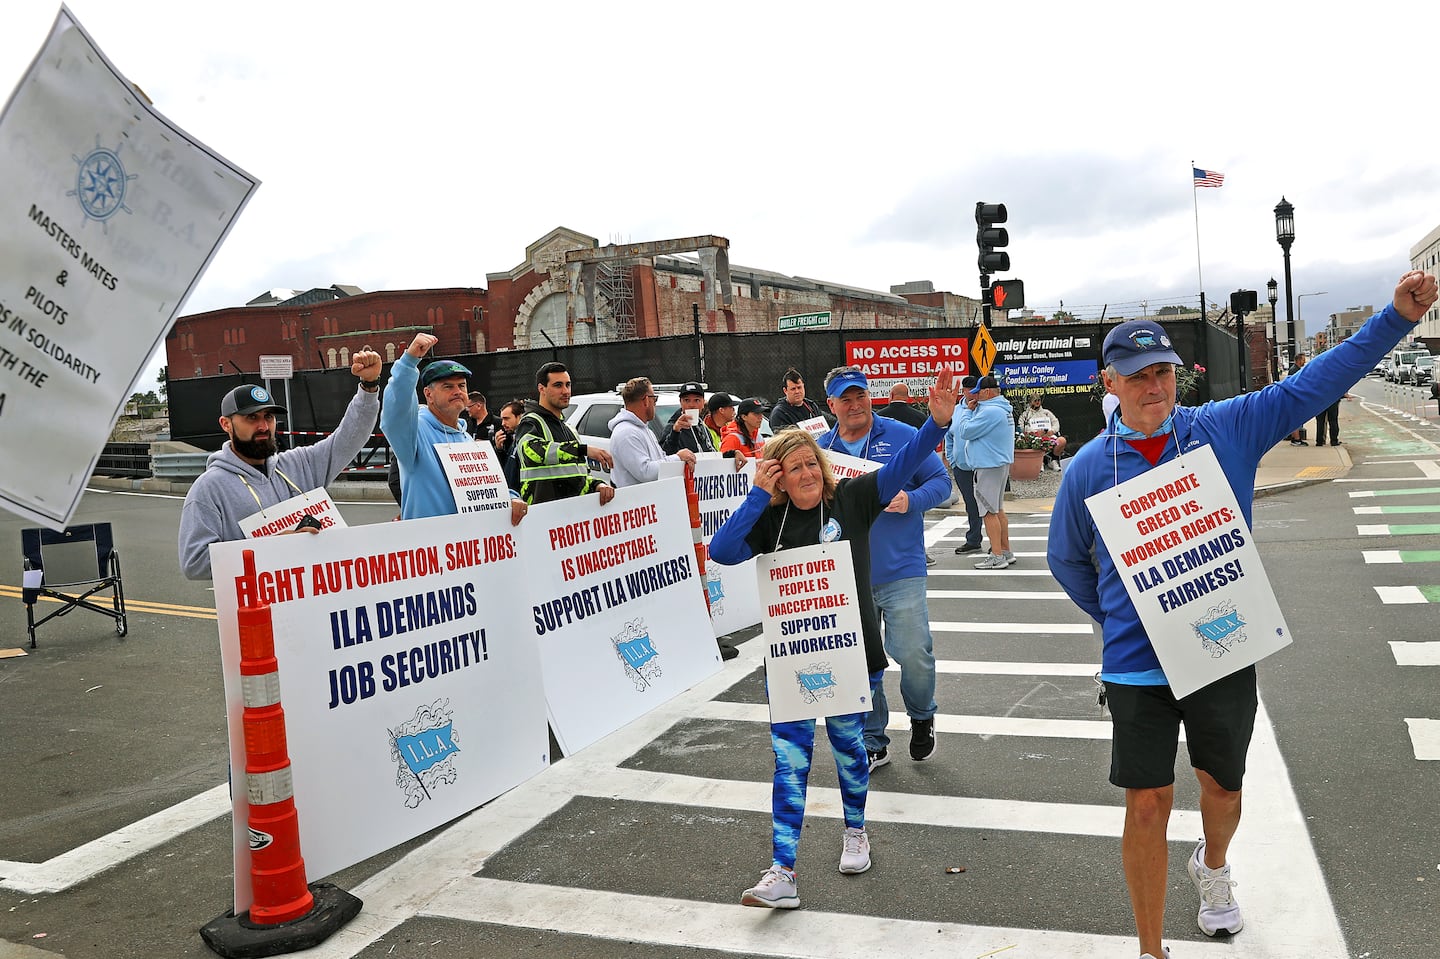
[1193,167,1224,188]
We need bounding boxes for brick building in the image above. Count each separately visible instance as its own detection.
[166,226,983,380]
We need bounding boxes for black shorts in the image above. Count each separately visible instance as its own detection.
[1104,666,1257,791]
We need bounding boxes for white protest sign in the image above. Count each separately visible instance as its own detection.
[797,416,829,437]
[822,449,881,480]
[236,488,346,539]
[525,479,721,754]
[756,543,871,724]
[0,9,257,528]
[661,457,762,637]
[1028,416,1052,432]
[212,512,547,912]
[436,440,511,514]
[1085,444,1291,699]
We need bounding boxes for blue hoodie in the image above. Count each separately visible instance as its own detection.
[381,352,475,520]
[1047,302,1412,679]
[818,414,952,585]
[957,395,1015,468]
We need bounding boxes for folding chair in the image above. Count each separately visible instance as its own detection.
[20,523,127,648]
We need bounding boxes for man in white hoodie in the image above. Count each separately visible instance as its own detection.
[609,376,694,487]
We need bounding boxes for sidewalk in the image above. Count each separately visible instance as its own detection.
[1001,440,1352,515]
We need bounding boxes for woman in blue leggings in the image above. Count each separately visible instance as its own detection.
[709,368,957,909]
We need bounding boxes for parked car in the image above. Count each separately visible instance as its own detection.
[1388,348,1428,382]
[562,384,770,480]
[1396,350,1433,385]
[1367,360,1387,378]
[1408,353,1435,386]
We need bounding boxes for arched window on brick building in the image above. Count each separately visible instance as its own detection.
[385,342,396,362]
[327,348,337,367]
[339,347,350,367]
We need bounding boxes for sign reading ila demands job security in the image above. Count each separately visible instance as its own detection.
[757,543,870,724]
[526,479,721,755]
[211,511,547,912]
[1085,444,1291,699]
[661,457,762,639]
[846,337,968,399]
[0,10,257,528]
[436,440,511,514]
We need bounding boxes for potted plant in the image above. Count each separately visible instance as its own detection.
[1011,429,1053,481]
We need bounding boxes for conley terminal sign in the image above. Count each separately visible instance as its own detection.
[991,331,1099,396]
[844,337,968,399]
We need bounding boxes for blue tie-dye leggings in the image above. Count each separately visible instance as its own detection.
[768,672,880,869]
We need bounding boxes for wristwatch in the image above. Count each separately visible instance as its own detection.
[360,379,380,392]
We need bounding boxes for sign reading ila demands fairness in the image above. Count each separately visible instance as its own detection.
[211,510,547,912]
[526,479,721,754]
[1084,444,1291,699]
[0,10,257,528]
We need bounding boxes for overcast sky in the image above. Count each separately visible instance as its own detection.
[5,1,1438,392]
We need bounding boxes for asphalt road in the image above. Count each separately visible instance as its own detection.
[1,389,1438,958]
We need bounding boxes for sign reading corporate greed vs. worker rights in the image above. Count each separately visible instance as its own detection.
[212,512,547,913]
[1085,444,1291,699]
[527,479,721,754]
[0,9,257,527]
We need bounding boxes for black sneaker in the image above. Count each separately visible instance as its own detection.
[867,747,890,772]
[718,642,739,661]
[954,542,983,554]
[909,718,936,761]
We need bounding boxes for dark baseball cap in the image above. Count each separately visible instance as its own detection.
[706,392,736,414]
[678,381,705,398]
[1103,321,1184,376]
[221,384,286,417]
[960,375,979,391]
[737,397,766,418]
[420,359,472,387]
[966,375,999,396]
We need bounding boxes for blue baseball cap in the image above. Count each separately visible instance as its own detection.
[420,359,472,387]
[221,384,285,417]
[966,375,999,396]
[825,369,869,398]
[1103,321,1183,376]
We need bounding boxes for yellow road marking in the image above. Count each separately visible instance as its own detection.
[0,585,216,620]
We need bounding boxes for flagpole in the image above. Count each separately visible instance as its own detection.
[1191,160,1204,315]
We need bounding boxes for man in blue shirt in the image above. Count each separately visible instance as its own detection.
[818,365,952,769]
[1047,272,1438,959]
[381,332,526,524]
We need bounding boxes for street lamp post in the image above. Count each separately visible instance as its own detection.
[1266,278,1279,380]
[1298,292,1329,355]
[1275,197,1296,366]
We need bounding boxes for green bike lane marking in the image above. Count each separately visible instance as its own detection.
[1349,486,1440,498]
[1354,504,1440,514]
[1356,523,1440,536]
[1363,549,1440,563]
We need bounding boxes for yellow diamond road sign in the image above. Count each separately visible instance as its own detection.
[972,323,997,376]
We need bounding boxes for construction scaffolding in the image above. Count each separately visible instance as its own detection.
[595,261,635,342]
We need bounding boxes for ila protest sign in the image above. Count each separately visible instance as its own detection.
[661,457,762,638]
[525,479,721,754]
[757,543,870,724]
[1085,444,1291,699]
[211,511,547,912]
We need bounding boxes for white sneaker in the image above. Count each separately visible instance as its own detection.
[838,826,871,874]
[973,552,1009,570]
[1188,841,1243,935]
[1139,949,1171,959]
[741,865,799,908]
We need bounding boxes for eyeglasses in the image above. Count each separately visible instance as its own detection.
[645,393,658,400]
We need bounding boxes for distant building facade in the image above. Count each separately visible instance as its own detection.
[1411,222,1440,339]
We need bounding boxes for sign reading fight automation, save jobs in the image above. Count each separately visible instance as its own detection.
[1085,445,1292,699]
[0,9,257,527]
[212,511,548,912]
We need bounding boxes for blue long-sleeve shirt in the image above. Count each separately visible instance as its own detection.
[817,415,951,584]
[380,353,472,520]
[1047,303,1413,678]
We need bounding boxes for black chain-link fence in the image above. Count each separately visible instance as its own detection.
[170,318,1231,456]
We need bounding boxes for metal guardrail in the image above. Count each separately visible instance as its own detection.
[151,451,209,482]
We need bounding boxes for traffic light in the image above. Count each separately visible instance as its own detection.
[989,279,1025,311]
[976,202,1009,274]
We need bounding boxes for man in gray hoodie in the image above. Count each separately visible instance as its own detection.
[178,349,382,579]
[609,376,695,487]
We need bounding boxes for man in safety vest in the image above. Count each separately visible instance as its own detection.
[513,361,617,506]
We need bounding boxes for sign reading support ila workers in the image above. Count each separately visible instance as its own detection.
[660,457,762,639]
[757,543,870,724]
[1084,444,1292,699]
[436,440,512,514]
[0,9,257,528]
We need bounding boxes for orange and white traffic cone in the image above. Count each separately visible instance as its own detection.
[200,549,362,958]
